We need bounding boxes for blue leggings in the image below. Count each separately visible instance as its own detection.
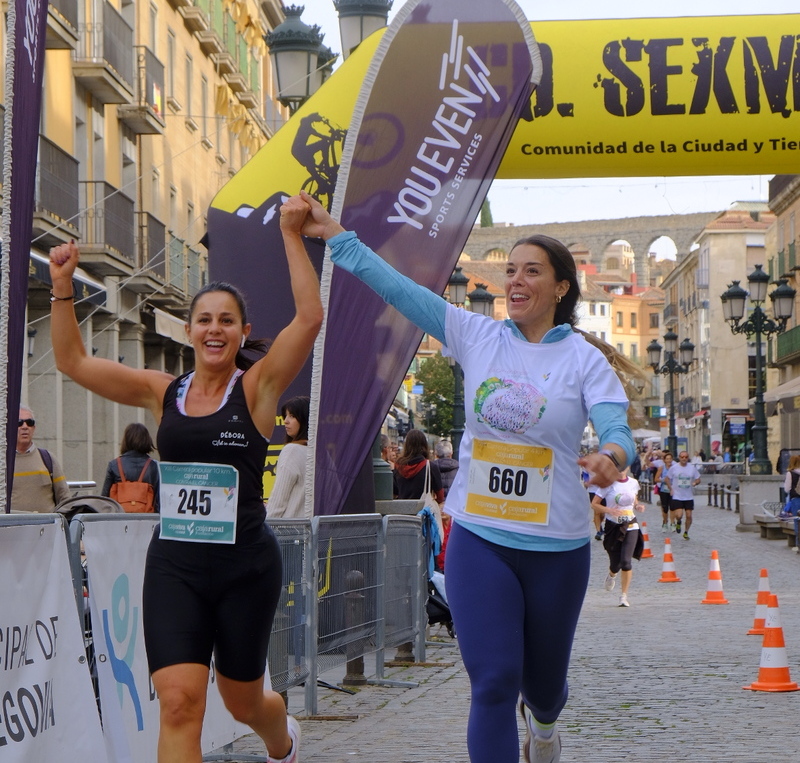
[446,523,590,763]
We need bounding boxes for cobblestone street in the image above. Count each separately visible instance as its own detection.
[226,501,800,762]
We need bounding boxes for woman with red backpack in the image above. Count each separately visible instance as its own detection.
[102,423,160,512]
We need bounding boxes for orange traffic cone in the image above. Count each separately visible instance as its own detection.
[747,568,770,635]
[701,550,728,604]
[640,521,654,559]
[743,594,799,692]
[658,538,681,582]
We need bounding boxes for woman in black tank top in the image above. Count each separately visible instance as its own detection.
[48,195,322,763]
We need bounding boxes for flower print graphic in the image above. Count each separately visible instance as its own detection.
[474,377,546,433]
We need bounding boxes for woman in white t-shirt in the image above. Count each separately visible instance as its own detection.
[592,472,645,607]
[267,396,311,519]
[290,191,637,763]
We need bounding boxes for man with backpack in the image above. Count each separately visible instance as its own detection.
[11,407,71,512]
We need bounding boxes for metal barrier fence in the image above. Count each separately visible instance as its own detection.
[706,482,741,512]
[64,511,424,714]
[638,476,653,504]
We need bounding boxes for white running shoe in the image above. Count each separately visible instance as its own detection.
[604,572,616,591]
[619,593,630,607]
[525,730,562,763]
[267,716,301,763]
[520,701,561,763]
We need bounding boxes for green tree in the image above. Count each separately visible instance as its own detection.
[480,198,494,227]
[415,352,454,438]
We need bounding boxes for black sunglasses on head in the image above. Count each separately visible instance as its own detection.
[18,419,35,427]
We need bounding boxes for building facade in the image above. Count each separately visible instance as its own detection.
[4,0,289,486]
[660,203,775,458]
[767,175,800,457]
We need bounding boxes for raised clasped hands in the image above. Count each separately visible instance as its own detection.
[280,190,345,241]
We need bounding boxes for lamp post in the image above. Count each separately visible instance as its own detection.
[334,0,393,59]
[266,6,337,113]
[447,267,469,454]
[647,330,695,456]
[720,266,796,475]
[467,282,496,317]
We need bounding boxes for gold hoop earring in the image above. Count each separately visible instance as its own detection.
[556,295,562,304]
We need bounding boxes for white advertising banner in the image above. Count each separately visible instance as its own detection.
[81,516,250,762]
[0,518,107,761]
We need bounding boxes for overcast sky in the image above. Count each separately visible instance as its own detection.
[301,0,796,235]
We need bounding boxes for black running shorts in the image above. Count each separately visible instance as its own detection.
[143,523,282,682]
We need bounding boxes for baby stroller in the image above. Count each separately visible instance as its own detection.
[427,570,455,638]
[418,505,455,639]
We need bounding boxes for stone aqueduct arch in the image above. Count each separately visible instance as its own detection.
[464,211,721,285]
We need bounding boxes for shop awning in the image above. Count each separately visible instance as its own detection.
[29,251,106,306]
[154,307,190,345]
[753,375,800,415]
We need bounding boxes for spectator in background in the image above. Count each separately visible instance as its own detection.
[267,396,311,519]
[380,434,396,470]
[654,451,673,532]
[782,454,800,517]
[394,429,444,504]
[434,439,459,498]
[11,406,71,512]
[101,423,160,511]
[434,440,459,571]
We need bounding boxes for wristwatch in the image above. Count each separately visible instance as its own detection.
[599,448,622,469]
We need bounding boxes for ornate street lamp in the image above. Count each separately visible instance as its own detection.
[446,267,470,454]
[467,283,495,317]
[334,0,393,59]
[266,6,335,113]
[648,330,695,455]
[720,266,796,474]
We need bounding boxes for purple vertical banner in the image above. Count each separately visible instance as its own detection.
[310,0,540,515]
[2,0,50,511]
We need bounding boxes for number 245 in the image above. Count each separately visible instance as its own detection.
[177,488,212,515]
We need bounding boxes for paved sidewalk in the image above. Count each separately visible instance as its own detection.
[224,502,800,762]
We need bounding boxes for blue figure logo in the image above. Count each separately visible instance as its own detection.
[101,574,143,730]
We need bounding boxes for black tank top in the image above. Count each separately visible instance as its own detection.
[158,371,269,541]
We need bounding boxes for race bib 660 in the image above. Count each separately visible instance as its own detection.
[466,439,554,524]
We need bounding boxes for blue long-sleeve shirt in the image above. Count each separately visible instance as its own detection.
[328,230,636,549]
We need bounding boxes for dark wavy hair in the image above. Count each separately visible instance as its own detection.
[281,395,310,443]
[188,282,270,369]
[510,234,581,327]
[120,423,154,455]
[396,429,431,466]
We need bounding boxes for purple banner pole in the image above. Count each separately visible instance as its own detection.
[2,0,50,511]
[310,0,541,515]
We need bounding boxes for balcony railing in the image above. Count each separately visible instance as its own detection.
[186,246,204,297]
[776,324,800,364]
[118,46,166,135]
[74,2,133,102]
[663,302,677,322]
[168,235,186,293]
[79,181,135,263]
[138,212,166,277]
[33,136,80,247]
[47,0,79,49]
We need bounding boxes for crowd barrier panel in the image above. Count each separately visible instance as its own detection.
[2,511,427,760]
[0,513,107,762]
